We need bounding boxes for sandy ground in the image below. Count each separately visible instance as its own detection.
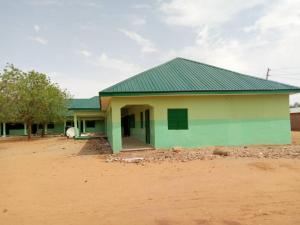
[1,135,300,225]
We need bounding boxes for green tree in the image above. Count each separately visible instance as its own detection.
[15,70,69,139]
[0,64,23,124]
[1,65,70,139]
[35,82,69,137]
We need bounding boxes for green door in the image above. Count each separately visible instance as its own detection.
[145,109,150,144]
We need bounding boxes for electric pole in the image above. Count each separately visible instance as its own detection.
[266,68,271,80]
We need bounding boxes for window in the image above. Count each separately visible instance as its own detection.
[140,112,144,128]
[86,120,96,128]
[66,121,73,127]
[168,109,188,130]
[129,114,135,128]
[47,123,54,129]
[8,123,24,130]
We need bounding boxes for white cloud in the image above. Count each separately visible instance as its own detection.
[159,0,300,75]
[49,71,99,98]
[29,36,48,45]
[159,0,268,28]
[132,18,146,26]
[52,53,142,97]
[245,0,300,32]
[119,29,158,53]
[93,53,141,74]
[133,4,151,9]
[90,53,143,85]
[162,32,251,74]
[77,50,91,57]
[33,25,40,32]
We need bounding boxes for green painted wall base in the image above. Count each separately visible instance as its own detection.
[154,118,291,148]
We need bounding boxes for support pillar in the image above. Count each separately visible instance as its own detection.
[74,114,79,137]
[63,120,66,135]
[111,105,122,153]
[78,118,81,136]
[44,124,48,134]
[83,119,86,133]
[24,123,27,135]
[2,122,6,137]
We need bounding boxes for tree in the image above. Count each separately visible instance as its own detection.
[35,82,69,137]
[15,70,69,139]
[0,64,23,124]
[1,65,70,139]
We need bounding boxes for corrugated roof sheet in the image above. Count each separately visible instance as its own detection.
[99,57,300,96]
[68,96,100,110]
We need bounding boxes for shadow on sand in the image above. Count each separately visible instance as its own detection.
[77,137,112,155]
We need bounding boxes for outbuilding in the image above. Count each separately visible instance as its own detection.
[290,107,300,131]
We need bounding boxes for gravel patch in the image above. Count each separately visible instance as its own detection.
[105,145,300,164]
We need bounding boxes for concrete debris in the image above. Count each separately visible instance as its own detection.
[122,157,144,163]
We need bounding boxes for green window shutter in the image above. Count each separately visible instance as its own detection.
[168,109,188,130]
[140,112,144,128]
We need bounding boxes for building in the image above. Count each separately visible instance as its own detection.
[99,58,300,153]
[290,107,300,131]
[0,97,105,137]
[69,96,105,138]
[2,58,300,153]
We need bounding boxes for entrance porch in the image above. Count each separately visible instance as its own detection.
[122,136,154,151]
[73,110,106,139]
[120,105,154,151]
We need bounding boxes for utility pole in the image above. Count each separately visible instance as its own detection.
[266,68,271,80]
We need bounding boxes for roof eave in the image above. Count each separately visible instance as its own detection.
[99,89,300,97]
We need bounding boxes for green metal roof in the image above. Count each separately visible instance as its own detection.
[99,57,300,96]
[68,96,100,110]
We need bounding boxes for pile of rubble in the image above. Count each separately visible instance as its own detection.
[105,145,300,164]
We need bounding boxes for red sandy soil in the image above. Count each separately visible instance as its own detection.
[0,134,300,225]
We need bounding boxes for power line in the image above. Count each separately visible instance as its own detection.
[269,72,300,76]
[271,66,300,71]
[271,76,300,80]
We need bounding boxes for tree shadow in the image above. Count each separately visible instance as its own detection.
[77,137,112,155]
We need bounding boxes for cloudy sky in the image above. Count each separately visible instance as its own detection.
[1,0,300,102]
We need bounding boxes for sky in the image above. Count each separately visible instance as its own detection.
[1,0,300,103]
